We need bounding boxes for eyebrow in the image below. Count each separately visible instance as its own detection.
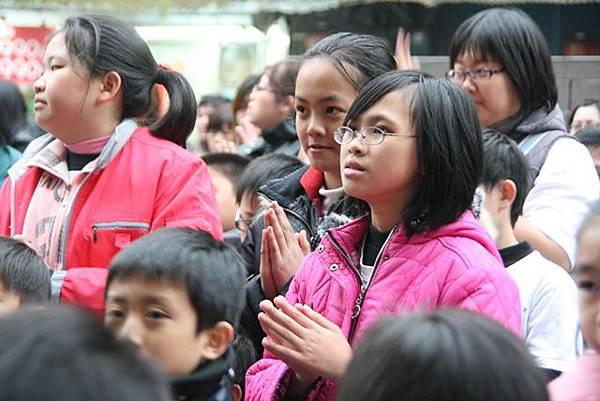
[362,113,396,126]
[574,264,600,275]
[295,95,340,103]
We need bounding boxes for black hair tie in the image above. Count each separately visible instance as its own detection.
[155,68,169,85]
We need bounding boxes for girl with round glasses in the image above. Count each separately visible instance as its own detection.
[240,32,396,355]
[449,8,599,270]
[246,70,519,401]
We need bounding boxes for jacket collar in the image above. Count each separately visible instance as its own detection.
[171,348,234,401]
[8,119,138,181]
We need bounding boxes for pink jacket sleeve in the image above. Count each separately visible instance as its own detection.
[440,260,522,335]
[245,252,315,401]
[0,180,10,236]
[151,157,223,240]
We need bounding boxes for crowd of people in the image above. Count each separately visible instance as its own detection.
[0,7,599,401]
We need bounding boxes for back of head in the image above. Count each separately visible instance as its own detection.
[264,57,302,102]
[235,153,304,202]
[0,306,170,401]
[344,70,482,236]
[61,15,196,146]
[0,236,50,305]
[481,130,530,226]
[202,153,250,188]
[449,8,557,114]
[0,81,28,148]
[107,228,246,331]
[198,94,230,109]
[337,309,548,401]
[303,32,397,92]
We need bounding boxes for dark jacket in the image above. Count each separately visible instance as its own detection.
[171,349,235,401]
[240,166,367,354]
[237,118,299,159]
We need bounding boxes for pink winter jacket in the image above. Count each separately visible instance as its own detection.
[246,212,521,401]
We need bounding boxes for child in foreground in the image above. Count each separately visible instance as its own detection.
[105,228,246,401]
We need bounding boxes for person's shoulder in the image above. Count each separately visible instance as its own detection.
[128,127,202,166]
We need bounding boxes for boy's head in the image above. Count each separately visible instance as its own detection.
[0,306,170,401]
[203,153,250,232]
[234,153,304,241]
[575,200,600,352]
[105,228,246,377]
[231,333,258,401]
[0,236,50,315]
[479,130,530,235]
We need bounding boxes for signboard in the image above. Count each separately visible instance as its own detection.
[0,26,52,85]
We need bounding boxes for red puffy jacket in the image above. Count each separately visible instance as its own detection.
[0,123,223,314]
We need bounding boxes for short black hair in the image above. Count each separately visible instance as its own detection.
[576,123,600,147]
[107,228,245,332]
[231,333,257,393]
[303,32,397,92]
[449,8,557,116]
[480,130,530,226]
[207,103,234,133]
[0,306,170,401]
[263,57,302,102]
[344,70,482,236]
[61,16,197,147]
[198,94,230,109]
[235,153,304,203]
[337,309,548,401]
[0,80,28,148]
[202,153,250,188]
[0,236,50,305]
[568,98,600,127]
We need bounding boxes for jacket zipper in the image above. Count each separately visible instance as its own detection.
[326,226,397,343]
[92,222,151,242]
[59,174,94,269]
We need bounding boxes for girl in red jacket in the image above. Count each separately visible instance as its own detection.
[0,15,222,313]
[246,70,520,401]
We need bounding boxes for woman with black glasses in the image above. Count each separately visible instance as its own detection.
[448,8,599,271]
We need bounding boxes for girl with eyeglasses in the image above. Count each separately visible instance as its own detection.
[448,8,599,271]
[240,32,396,354]
[245,70,520,401]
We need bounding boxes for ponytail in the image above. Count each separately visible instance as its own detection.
[149,67,196,147]
[61,15,197,147]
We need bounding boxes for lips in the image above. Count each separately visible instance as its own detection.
[344,160,365,171]
[33,97,47,110]
[308,144,332,150]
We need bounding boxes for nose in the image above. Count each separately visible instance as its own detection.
[116,317,144,349]
[344,131,367,155]
[460,75,476,93]
[33,73,45,94]
[306,115,326,137]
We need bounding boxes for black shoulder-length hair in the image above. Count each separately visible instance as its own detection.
[59,15,196,147]
[344,70,482,236]
[337,310,548,401]
[449,8,557,115]
[303,32,397,92]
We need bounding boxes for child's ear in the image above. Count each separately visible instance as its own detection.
[499,179,517,208]
[231,384,243,401]
[98,71,122,103]
[200,321,234,361]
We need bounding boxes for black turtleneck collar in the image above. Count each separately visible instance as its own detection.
[171,348,234,401]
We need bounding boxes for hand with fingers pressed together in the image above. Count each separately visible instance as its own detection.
[258,296,352,395]
[395,28,420,71]
[260,202,311,299]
